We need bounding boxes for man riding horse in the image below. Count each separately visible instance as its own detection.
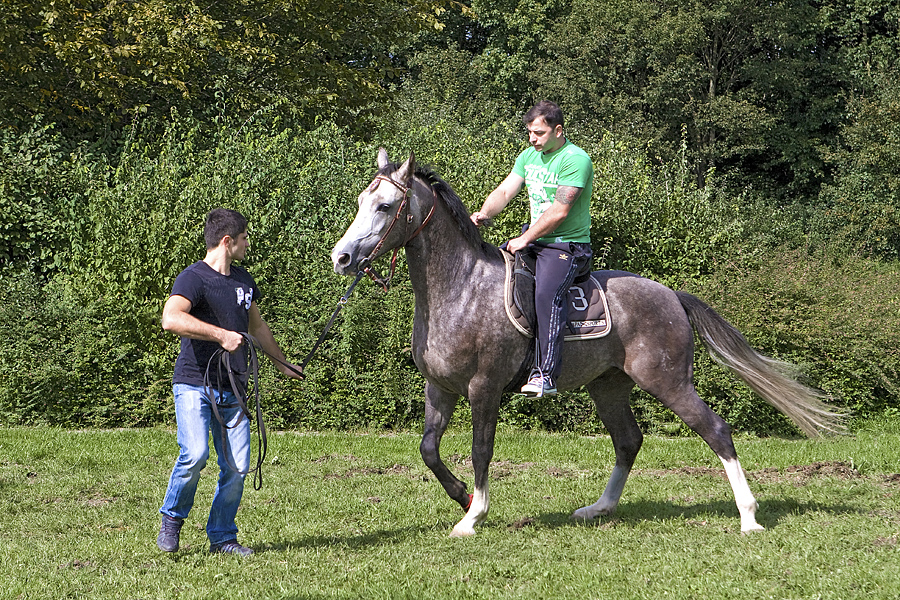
[471,100,594,398]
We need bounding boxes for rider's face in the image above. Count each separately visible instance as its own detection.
[527,117,564,153]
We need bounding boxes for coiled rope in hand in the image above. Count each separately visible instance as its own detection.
[203,332,268,491]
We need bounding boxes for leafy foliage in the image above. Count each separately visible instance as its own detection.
[685,248,900,433]
[0,117,86,277]
[814,72,900,260]
[2,0,900,433]
[0,0,449,137]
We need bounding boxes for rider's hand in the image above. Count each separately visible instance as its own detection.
[470,212,490,227]
[506,236,529,254]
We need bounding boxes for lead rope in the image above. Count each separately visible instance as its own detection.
[203,332,267,490]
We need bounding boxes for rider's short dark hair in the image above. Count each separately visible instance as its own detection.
[204,208,248,249]
[523,101,564,129]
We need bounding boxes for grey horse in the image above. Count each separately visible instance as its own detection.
[331,149,844,537]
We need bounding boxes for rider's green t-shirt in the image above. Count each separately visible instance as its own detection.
[512,140,593,244]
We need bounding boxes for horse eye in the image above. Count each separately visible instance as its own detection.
[376,203,392,213]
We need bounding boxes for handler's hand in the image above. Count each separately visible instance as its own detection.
[281,363,305,380]
[219,330,245,353]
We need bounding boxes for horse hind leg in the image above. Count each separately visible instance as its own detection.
[572,370,643,521]
[645,379,764,532]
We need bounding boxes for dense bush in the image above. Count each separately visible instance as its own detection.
[0,117,87,277]
[687,248,900,432]
[1,109,897,436]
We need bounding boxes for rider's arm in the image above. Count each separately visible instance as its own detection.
[506,185,582,253]
[471,173,525,226]
[161,294,244,352]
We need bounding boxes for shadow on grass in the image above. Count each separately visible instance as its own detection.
[523,496,864,531]
[258,523,444,553]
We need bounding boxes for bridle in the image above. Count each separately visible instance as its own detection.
[358,174,437,291]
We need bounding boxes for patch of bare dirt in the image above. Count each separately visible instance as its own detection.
[636,466,727,480]
[507,517,534,530]
[748,461,861,485]
[323,463,410,479]
[633,461,864,486]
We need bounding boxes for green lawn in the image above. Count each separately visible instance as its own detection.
[1,421,898,599]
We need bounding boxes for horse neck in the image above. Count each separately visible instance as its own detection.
[404,187,500,302]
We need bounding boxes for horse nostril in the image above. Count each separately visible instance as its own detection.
[337,252,351,267]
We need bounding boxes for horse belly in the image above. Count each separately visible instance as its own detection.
[556,338,619,391]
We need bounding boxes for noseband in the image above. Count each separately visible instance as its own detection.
[360,174,437,290]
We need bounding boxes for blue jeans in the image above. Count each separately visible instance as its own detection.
[159,383,251,545]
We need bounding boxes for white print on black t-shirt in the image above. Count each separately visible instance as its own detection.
[235,286,253,309]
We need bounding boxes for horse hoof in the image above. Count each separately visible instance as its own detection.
[571,508,596,521]
[741,523,766,533]
[450,524,476,537]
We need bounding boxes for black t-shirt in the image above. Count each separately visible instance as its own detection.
[170,260,261,389]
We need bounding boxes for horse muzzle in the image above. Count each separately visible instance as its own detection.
[331,237,375,276]
[331,247,359,276]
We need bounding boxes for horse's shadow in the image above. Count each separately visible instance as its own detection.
[258,524,440,553]
[528,497,864,531]
[244,496,861,557]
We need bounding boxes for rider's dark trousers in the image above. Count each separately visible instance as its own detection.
[529,241,592,383]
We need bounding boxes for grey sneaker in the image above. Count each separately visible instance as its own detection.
[210,540,254,557]
[157,515,183,552]
[520,375,557,397]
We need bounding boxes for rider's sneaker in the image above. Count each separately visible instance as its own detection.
[210,539,254,557]
[520,375,557,397]
[156,514,183,552]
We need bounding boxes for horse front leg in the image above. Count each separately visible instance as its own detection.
[419,382,470,511]
[450,386,501,537]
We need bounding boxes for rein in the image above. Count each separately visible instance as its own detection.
[204,332,268,490]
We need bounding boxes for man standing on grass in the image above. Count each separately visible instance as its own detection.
[157,208,302,556]
[470,100,594,398]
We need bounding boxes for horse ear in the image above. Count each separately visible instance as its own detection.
[396,151,416,183]
[377,147,390,170]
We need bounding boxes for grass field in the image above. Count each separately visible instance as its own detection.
[2,420,899,599]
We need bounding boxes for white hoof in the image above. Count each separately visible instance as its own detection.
[741,521,765,533]
[450,523,476,537]
[571,506,598,521]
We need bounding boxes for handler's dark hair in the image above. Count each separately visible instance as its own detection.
[523,100,564,129]
[204,208,248,249]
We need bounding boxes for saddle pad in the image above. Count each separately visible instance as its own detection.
[502,250,612,341]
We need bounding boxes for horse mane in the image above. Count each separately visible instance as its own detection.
[378,162,500,258]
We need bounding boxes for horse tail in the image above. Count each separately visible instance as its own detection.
[675,291,847,437]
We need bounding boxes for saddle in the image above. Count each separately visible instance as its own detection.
[502,250,612,341]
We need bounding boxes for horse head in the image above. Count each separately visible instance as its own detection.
[331,148,421,276]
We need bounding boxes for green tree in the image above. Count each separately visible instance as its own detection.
[815,72,900,259]
[0,0,448,138]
